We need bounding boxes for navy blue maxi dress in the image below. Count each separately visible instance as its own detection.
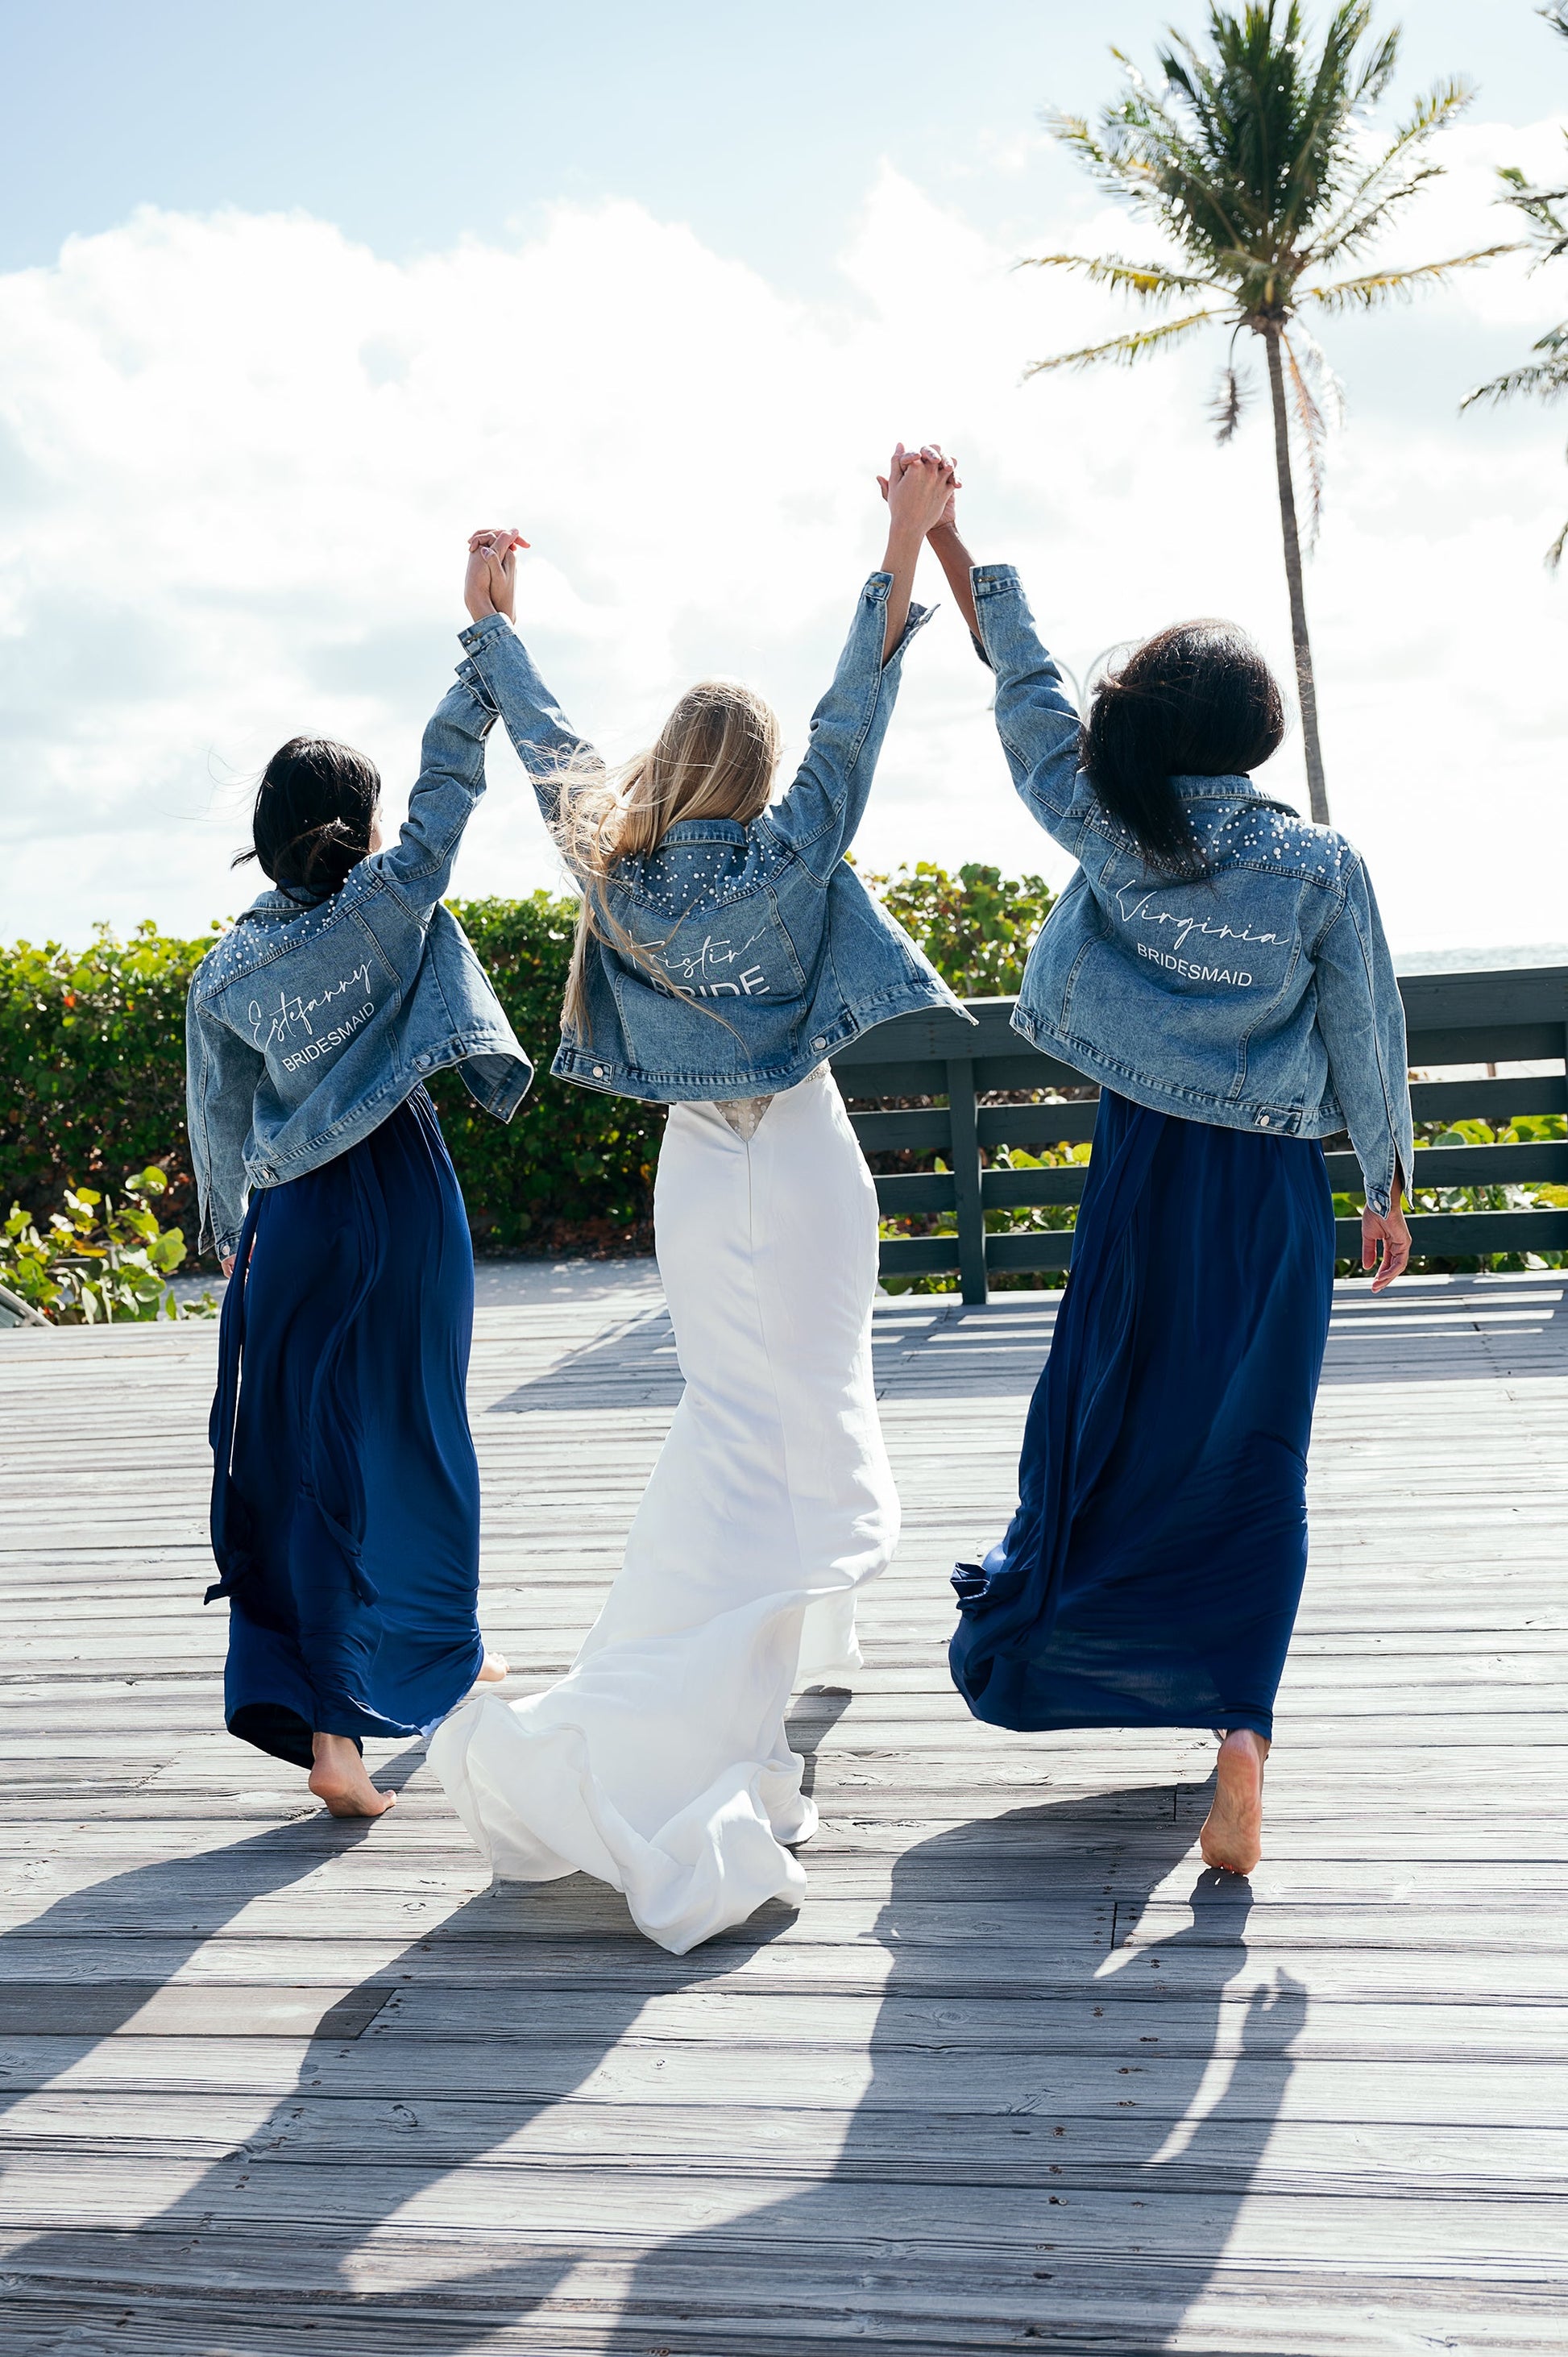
[950,1091,1336,1742]
[206,1087,484,1769]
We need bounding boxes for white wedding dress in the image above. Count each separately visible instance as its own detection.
[428,1064,898,1953]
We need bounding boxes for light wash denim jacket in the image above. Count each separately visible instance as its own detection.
[454,573,969,1102]
[973,565,1413,1214]
[186,661,533,1261]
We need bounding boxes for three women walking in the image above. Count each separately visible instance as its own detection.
[188,442,1412,1941]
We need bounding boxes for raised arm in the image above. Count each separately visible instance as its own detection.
[906,465,1099,860]
[765,449,950,879]
[453,527,601,834]
[363,669,499,915]
[876,443,953,663]
[353,535,533,915]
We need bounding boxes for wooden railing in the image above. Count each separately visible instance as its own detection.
[832,965,1568,1305]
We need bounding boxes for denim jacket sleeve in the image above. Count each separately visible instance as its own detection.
[970,564,1105,858]
[764,575,932,884]
[185,977,265,1261]
[1311,856,1414,1217]
[359,665,500,917]
[453,611,599,836]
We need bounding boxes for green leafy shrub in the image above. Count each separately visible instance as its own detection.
[862,861,1056,996]
[0,919,218,1243]
[1332,1113,1567,1274]
[2,1166,214,1323]
[0,898,662,1264]
[853,861,1072,1292]
[427,893,663,1252]
[877,1132,1091,1296]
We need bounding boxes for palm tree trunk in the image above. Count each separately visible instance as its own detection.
[1263,326,1329,825]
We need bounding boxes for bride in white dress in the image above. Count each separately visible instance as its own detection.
[430,452,964,1952]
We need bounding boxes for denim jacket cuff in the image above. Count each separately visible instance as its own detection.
[457,612,512,654]
[972,564,1022,596]
[885,599,935,665]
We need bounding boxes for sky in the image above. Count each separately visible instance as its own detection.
[1,0,1566,958]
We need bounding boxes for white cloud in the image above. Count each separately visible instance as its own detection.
[0,131,1566,960]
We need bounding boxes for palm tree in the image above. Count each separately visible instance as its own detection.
[1025,3,1512,825]
[1460,6,1568,568]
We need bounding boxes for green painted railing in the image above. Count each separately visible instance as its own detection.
[832,965,1568,1305]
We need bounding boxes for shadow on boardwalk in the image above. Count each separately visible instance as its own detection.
[486,1278,1568,1415]
[0,1755,1303,2353]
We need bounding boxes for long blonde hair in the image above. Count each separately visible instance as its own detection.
[553,680,782,1034]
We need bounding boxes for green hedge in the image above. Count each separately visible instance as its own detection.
[2,921,217,1249]
[1,894,662,1261]
[0,862,1052,1264]
[424,895,662,1252]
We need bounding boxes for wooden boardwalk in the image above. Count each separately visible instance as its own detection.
[0,1268,1564,2354]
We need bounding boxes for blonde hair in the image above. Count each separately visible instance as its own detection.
[553,680,782,1035]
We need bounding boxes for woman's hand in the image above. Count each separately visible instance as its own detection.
[221,1255,236,1278]
[880,443,977,641]
[877,443,960,537]
[876,445,957,663]
[465,526,529,624]
[1362,1187,1411,1293]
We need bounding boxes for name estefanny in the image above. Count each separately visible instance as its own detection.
[280,1002,374,1070]
[1136,944,1254,987]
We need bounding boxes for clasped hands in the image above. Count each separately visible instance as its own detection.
[878,441,960,539]
[465,527,529,625]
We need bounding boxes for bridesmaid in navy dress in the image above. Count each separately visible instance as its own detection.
[916,457,1413,1873]
[187,537,533,1816]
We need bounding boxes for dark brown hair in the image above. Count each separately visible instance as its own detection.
[234,737,381,902]
[1082,620,1285,875]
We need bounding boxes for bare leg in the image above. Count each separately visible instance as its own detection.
[308,1732,396,1819]
[475,1648,508,1685]
[1200,1728,1268,1875]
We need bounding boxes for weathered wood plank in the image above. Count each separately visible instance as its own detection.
[0,1272,1563,2352]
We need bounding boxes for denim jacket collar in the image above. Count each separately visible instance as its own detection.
[1168,772,1294,810]
[657,817,751,846]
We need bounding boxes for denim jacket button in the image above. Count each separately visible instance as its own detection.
[1259,1114,1271,1127]
[592,1064,606,1077]
[811,1036,826,1051]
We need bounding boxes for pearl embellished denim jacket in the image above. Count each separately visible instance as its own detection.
[973,565,1413,1214]
[186,662,533,1261]
[454,574,968,1103]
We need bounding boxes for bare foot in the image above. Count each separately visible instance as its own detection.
[308,1732,396,1820]
[474,1647,508,1686]
[1200,1728,1268,1875]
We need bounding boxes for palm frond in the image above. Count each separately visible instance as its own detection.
[1023,309,1222,376]
[1494,164,1568,265]
[1039,103,1173,214]
[1347,23,1400,111]
[1305,247,1520,313]
[1283,332,1330,549]
[1015,251,1222,301]
[1063,62,1259,259]
[1461,326,1568,409]
[1287,318,1346,434]
[1313,81,1476,264]
[1210,363,1249,443]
